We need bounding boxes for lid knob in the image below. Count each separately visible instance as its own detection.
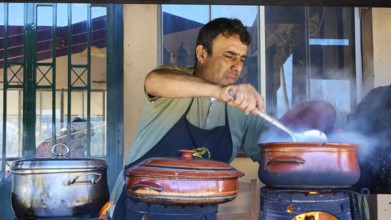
[178,149,196,160]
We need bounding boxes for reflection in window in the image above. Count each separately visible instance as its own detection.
[3,3,25,64]
[161,5,207,66]
[265,6,355,129]
[35,90,106,158]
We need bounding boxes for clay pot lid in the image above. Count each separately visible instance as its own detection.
[142,150,235,169]
[126,150,244,178]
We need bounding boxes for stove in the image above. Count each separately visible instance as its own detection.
[259,187,369,220]
[15,216,105,220]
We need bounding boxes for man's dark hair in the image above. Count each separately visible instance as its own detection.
[196,18,251,55]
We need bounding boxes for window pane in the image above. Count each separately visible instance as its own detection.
[5,90,23,158]
[0,3,3,176]
[72,4,88,65]
[91,6,107,88]
[162,5,209,24]
[308,7,355,129]
[211,5,258,27]
[265,6,355,130]
[0,3,25,181]
[162,5,208,66]
[7,3,24,63]
[37,6,54,63]
[91,6,107,157]
[91,91,106,157]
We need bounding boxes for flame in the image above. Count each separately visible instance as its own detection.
[286,204,293,213]
[292,212,338,220]
[99,201,115,220]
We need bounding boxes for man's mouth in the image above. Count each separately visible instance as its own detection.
[225,75,237,84]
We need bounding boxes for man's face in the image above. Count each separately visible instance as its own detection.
[196,34,248,85]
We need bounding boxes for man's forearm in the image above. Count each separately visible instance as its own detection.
[144,69,222,99]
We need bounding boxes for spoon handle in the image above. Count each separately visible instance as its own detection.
[253,109,297,142]
[227,89,297,142]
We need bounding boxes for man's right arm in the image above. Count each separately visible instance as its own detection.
[144,68,230,101]
[145,67,265,114]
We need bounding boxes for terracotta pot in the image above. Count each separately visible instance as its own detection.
[126,150,244,205]
[258,142,360,188]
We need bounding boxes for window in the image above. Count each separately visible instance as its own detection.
[0,3,108,161]
[265,6,356,129]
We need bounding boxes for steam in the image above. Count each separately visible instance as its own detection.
[327,130,380,162]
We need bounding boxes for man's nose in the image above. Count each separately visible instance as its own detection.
[231,58,243,72]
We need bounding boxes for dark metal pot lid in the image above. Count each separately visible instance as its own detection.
[11,143,107,174]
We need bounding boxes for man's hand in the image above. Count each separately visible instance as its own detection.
[220,84,265,115]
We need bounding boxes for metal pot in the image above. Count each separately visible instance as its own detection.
[11,144,109,218]
[258,142,360,188]
[126,149,244,205]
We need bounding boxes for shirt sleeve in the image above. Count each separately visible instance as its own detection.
[144,65,195,102]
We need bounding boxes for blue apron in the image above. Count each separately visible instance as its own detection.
[113,99,233,220]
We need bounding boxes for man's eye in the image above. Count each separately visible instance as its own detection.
[225,53,234,59]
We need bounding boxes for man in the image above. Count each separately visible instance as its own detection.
[111,17,268,220]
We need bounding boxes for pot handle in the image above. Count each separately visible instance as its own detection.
[130,181,163,192]
[66,172,102,185]
[267,156,306,166]
[52,143,70,158]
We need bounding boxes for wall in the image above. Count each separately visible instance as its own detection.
[123,4,158,158]
[361,8,374,96]
[368,7,391,220]
[362,8,391,93]
[372,8,391,87]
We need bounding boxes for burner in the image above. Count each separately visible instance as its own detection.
[259,187,364,220]
[15,217,104,220]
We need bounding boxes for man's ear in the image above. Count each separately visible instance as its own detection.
[195,45,207,63]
